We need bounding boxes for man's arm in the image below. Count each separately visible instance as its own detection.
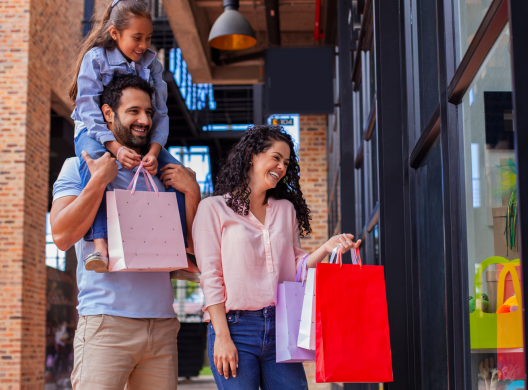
[50,152,118,250]
[159,164,201,255]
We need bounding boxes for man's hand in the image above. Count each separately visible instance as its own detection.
[117,148,141,170]
[159,164,200,198]
[82,151,118,187]
[142,154,158,176]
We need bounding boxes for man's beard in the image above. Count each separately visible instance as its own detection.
[113,113,149,148]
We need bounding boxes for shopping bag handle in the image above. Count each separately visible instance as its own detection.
[295,255,309,285]
[329,246,362,268]
[351,247,362,267]
[127,161,159,196]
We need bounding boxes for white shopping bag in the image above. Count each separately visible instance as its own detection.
[297,246,343,350]
[297,267,316,350]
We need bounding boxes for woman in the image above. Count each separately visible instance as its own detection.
[193,125,360,390]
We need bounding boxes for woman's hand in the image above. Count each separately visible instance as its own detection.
[214,334,239,379]
[323,233,360,254]
[306,233,361,268]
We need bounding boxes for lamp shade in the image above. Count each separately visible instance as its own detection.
[208,10,257,51]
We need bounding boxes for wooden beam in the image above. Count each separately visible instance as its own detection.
[162,0,213,83]
[211,65,262,84]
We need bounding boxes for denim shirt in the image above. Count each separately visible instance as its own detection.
[71,46,168,147]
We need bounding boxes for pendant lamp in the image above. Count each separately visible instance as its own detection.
[208,0,257,51]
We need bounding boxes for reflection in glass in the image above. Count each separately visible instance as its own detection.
[460,24,524,389]
[410,0,440,134]
[456,0,493,65]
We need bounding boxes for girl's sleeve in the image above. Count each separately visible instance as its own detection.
[292,207,309,270]
[193,200,226,312]
[149,57,169,148]
[75,49,116,145]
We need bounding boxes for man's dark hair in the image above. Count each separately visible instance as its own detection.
[101,74,154,112]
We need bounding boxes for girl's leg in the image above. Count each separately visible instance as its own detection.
[259,309,309,390]
[207,315,262,390]
[156,148,188,248]
[75,128,108,189]
[75,129,111,271]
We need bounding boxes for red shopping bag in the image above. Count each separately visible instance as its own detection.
[316,247,393,383]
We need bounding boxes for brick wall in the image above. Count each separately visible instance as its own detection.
[0,0,82,386]
[297,115,331,390]
[298,115,328,255]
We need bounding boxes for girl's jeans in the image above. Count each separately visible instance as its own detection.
[74,128,187,246]
[208,306,309,390]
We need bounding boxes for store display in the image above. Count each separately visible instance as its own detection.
[504,380,525,390]
[493,158,519,258]
[470,256,522,349]
[479,357,498,390]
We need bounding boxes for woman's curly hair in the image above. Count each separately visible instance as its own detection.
[213,125,312,237]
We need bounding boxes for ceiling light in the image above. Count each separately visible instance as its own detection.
[208,0,257,51]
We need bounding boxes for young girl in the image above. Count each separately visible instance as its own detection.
[69,0,186,271]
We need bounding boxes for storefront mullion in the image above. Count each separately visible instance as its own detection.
[507,0,528,378]
[336,0,356,247]
[372,0,416,389]
[436,0,473,387]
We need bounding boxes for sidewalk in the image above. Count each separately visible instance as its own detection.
[178,376,217,389]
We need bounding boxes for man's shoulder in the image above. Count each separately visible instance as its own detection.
[60,157,81,177]
[52,158,82,201]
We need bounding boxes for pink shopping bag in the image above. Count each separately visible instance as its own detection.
[276,256,315,363]
[107,162,188,272]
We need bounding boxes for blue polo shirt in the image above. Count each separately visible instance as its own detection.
[52,158,176,318]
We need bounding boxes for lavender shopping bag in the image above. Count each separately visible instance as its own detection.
[276,256,316,363]
[107,162,188,272]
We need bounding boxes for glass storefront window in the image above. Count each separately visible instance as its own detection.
[456,0,493,65]
[410,0,440,135]
[460,24,525,388]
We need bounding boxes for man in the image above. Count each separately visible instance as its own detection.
[50,75,201,389]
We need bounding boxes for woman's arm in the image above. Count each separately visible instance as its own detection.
[208,303,238,379]
[193,200,238,379]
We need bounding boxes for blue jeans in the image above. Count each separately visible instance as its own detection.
[74,128,187,246]
[208,306,308,390]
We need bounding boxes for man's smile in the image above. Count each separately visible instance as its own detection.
[130,124,148,136]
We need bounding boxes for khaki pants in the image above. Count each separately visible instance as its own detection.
[71,315,180,390]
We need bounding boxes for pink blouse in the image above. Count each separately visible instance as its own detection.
[193,196,308,320]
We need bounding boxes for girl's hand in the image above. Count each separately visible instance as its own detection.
[118,148,141,170]
[214,334,239,379]
[323,233,360,254]
[142,154,158,176]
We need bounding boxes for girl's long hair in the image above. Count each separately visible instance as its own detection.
[68,0,152,105]
[213,125,312,237]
